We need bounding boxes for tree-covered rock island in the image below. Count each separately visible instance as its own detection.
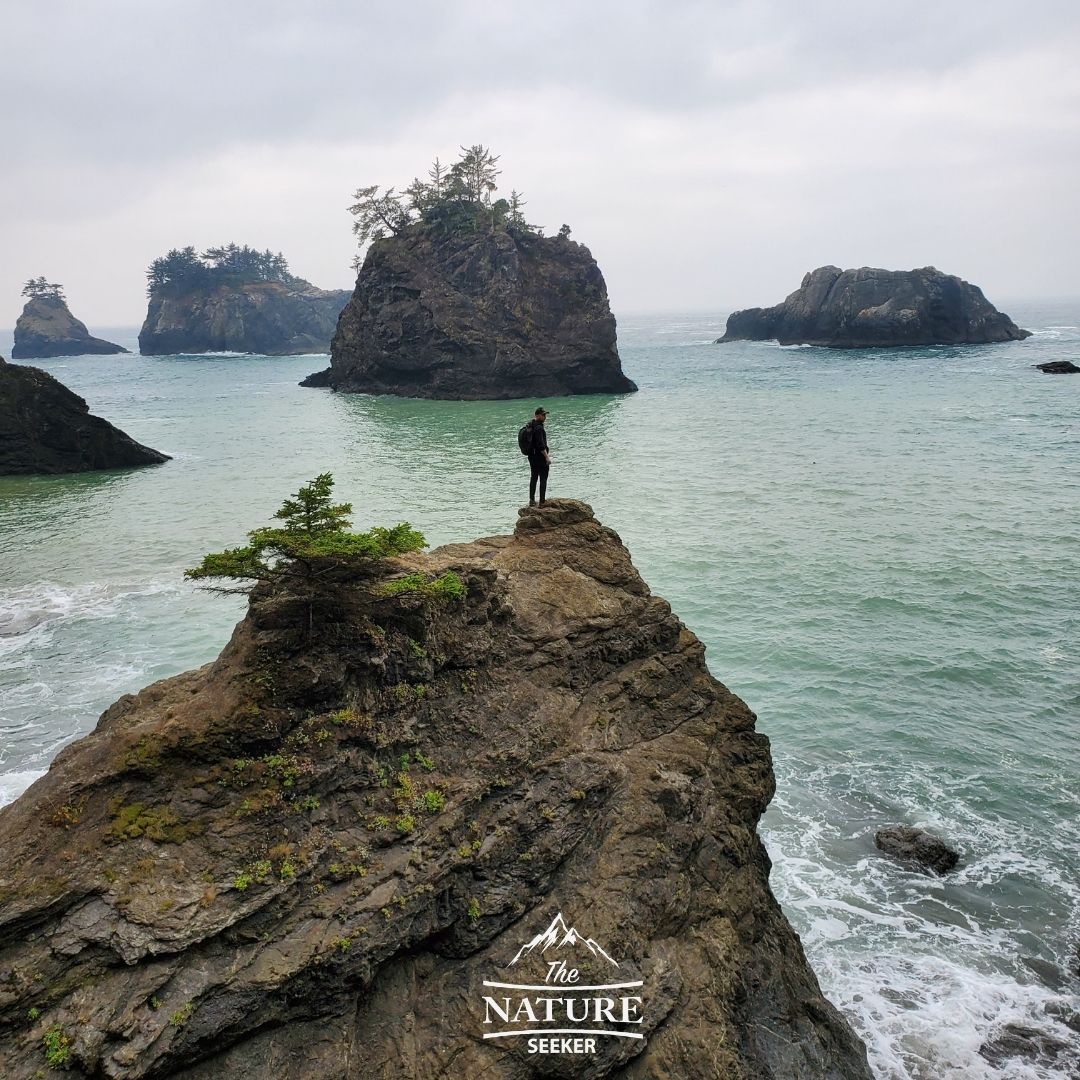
[305,146,637,399]
[139,245,350,356]
[12,279,128,359]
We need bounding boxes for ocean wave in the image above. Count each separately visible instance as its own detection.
[0,769,44,808]
[764,755,1080,1080]
[0,579,181,656]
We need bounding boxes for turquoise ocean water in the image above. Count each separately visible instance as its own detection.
[1,307,1077,1078]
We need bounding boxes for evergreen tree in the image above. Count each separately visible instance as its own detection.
[185,474,462,634]
[347,186,414,247]
[185,474,423,594]
[427,157,446,198]
[450,144,500,205]
[347,146,545,265]
[405,176,437,216]
[21,277,65,301]
[506,191,538,236]
[146,247,207,294]
[146,244,292,295]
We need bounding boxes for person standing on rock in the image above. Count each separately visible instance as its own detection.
[525,407,551,506]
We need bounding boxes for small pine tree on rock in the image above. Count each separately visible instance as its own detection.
[186,474,463,634]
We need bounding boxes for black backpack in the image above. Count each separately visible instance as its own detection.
[517,422,534,455]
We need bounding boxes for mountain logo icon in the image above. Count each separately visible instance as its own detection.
[507,912,619,968]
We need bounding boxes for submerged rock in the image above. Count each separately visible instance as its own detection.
[316,226,637,399]
[0,499,869,1079]
[717,266,1031,348]
[0,356,169,475]
[139,280,350,356]
[1036,360,1080,374]
[874,825,959,874]
[979,1022,1077,1072]
[12,295,128,358]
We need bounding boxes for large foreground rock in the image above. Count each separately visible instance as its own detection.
[315,226,637,398]
[0,357,169,475]
[0,500,869,1079]
[717,266,1031,348]
[139,280,350,355]
[12,295,128,358]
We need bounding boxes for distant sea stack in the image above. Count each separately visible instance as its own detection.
[307,144,637,398]
[0,357,169,475]
[138,244,349,356]
[12,280,127,359]
[717,266,1031,348]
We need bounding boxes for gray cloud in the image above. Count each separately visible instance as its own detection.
[2,0,1078,326]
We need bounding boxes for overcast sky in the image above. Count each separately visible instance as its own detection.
[2,0,1078,328]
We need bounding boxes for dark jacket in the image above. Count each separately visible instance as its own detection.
[527,419,549,459]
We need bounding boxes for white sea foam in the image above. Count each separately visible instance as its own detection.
[0,769,44,808]
[764,755,1080,1080]
[0,579,179,657]
[172,351,249,358]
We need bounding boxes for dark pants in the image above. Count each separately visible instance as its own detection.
[529,455,549,503]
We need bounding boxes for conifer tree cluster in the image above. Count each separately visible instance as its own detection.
[21,277,65,301]
[186,474,464,635]
[348,145,556,269]
[145,244,293,295]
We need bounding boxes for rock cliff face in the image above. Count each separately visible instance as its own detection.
[0,501,869,1079]
[12,296,128,359]
[0,357,170,475]
[313,227,637,398]
[718,265,1031,348]
[138,281,350,356]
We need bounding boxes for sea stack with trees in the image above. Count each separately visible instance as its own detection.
[304,145,637,399]
[717,265,1031,348]
[138,245,350,356]
[12,279,128,359]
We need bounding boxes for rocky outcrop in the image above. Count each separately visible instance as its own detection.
[1036,361,1080,374]
[717,266,1031,348]
[874,826,959,874]
[0,356,169,475]
[980,1022,1078,1073]
[139,281,350,356]
[315,226,637,398]
[0,500,868,1079]
[298,365,333,388]
[12,296,128,358]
